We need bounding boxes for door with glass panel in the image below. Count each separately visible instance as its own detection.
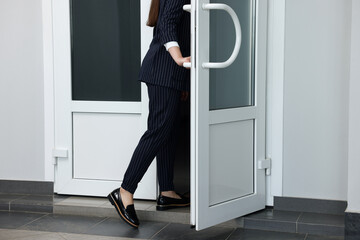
[53,0,156,199]
[189,0,267,230]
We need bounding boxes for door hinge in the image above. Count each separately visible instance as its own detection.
[52,148,68,165]
[258,158,271,176]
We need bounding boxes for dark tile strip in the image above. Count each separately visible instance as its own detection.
[274,197,347,215]
[0,180,53,195]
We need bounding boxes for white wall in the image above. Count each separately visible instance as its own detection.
[0,0,45,181]
[347,0,360,213]
[282,0,351,201]
[0,0,356,205]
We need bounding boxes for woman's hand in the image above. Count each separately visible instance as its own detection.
[177,56,191,69]
[168,46,191,69]
[181,91,189,101]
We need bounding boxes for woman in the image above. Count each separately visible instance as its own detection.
[107,0,191,228]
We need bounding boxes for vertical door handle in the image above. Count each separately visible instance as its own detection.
[202,3,242,69]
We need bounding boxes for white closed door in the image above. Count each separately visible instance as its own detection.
[53,0,156,199]
[189,0,268,230]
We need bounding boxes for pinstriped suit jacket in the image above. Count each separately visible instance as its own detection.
[138,0,191,91]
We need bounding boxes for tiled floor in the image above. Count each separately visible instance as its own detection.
[0,193,345,239]
[0,211,344,240]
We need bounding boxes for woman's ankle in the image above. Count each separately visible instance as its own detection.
[120,187,134,207]
[161,191,181,199]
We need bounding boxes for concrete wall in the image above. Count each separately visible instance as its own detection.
[0,0,45,181]
[282,0,351,201]
[347,0,360,213]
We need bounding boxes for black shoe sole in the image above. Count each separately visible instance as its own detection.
[107,193,139,228]
[156,203,190,211]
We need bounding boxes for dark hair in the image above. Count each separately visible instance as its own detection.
[147,0,160,27]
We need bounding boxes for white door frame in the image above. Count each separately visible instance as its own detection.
[265,0,286,205]
[42,0,286,203]
[45,0,156,198]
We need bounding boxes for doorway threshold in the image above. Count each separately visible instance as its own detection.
[54,194,190,224]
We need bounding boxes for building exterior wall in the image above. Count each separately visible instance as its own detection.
[0,0,45,181]
[283,0,351,201]
[0,0,357,205]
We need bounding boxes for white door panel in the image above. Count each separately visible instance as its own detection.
[73,113,141,180]
[209,120,254,206]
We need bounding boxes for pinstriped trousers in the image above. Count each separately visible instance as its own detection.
[121,83,182,194]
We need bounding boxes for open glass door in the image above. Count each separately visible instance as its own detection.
[189,0,268,230]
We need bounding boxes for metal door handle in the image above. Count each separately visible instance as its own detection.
[183,4,191,13]
[202,3,242,69]
[183,62,192,68]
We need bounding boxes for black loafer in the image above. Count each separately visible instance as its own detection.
[156,193,190,211]
[107,188,139,228]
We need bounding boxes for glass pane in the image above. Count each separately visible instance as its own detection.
[71,0,141,101]
[209,0,254,110]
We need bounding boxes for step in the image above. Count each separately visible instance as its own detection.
[53,194,191,225]
[243,208,345,236]
[0,193,345,237]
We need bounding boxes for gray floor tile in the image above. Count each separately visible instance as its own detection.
[0,211,46,229]
[60,232,146,240]
[85,217,167,239]
[55,196,107,207]
[0,228,54,240]
[228,228,306,240]
[137,207,190,224]
[18,213,106,234]
[297,223,344,236]
[243,209,300,232]
[0,194,28,210]
[298,213,345,226]
[10,195,53,213]
[305,234,344,240]
[0,203,9,211]
[12,204,53,213]
[11,195,53,204]
[53,194,71,203]
[244,218,296,233]
[215,217,244,228]
[151,222,234,240]
[297,213,345,236]
[0,193,28,203]
[244,209,301,222]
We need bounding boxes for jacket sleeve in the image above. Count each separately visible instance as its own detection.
[157,0,184,45]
